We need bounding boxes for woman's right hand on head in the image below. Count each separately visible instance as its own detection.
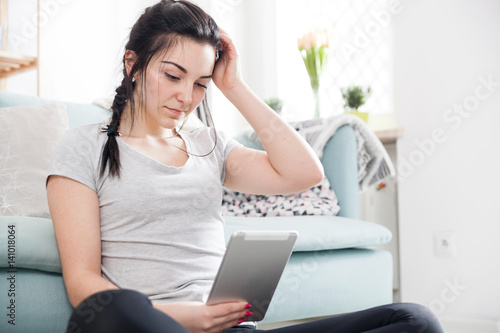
[153,301,252,333]
[212,29,243,93]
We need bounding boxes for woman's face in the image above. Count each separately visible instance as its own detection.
[135,40,216,131]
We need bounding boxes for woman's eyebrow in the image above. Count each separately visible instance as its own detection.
[161,61,212,79]
[162,61,187,73]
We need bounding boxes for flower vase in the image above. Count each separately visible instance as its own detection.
[310,77,321,118]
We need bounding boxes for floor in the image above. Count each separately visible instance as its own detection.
[258,316,494,332]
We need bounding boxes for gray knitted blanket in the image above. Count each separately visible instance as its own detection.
[241,114,395,190]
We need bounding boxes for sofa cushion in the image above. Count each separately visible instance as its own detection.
[0,104,68,217]
[0,216,61,273]
[0,91,110,128]
[223,215,392,251]
[0,215,391,273]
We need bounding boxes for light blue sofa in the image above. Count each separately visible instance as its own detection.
[0,91,393,332]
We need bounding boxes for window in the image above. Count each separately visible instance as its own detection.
[276,0,395,119]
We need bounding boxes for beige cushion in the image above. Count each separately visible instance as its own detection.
[0,104,68,217]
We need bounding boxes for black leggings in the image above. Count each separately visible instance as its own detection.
[66,289,444,333]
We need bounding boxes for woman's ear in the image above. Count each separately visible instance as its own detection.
[124,50,137,77]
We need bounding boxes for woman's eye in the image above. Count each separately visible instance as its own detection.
[165,72,179,81]
[196,82,208,89]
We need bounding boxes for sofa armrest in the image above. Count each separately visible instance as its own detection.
[0,217,61,273]
[321,125,359,219]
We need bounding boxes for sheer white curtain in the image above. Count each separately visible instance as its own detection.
[36,0,157,102]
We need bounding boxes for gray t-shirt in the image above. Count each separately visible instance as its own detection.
[48,122,241,303]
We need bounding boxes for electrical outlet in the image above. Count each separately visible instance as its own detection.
[433,231,458,257]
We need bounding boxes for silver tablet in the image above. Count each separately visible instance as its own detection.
[206,230,298,321]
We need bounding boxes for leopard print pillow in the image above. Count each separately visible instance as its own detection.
[221,177,340,217]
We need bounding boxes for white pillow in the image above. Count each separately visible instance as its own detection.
[0,104,68,217]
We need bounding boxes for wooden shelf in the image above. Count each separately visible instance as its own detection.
[374,128,404,144]
[0,51,37,78]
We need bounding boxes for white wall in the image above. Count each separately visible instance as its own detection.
[394,0,500,327]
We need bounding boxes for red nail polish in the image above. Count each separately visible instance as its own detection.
[245,304,251,309]
[245,311,253,317]
[238,318,245,324]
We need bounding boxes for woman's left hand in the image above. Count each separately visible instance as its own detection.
[153,301,250,333]
[213,29,242,92]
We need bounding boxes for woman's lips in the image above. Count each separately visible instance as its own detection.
[165,106,185,116]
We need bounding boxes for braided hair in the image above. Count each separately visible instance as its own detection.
[100,0,222,178]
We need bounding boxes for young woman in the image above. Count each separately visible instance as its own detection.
[47,1,444,332]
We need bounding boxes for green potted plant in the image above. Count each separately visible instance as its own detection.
[341,85,371,123]
[265,97,284,114]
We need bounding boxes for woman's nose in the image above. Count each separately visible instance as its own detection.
[176,82,193,106]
